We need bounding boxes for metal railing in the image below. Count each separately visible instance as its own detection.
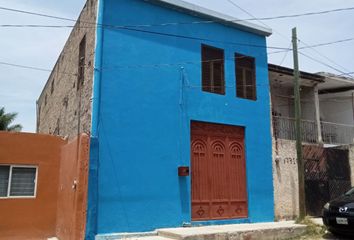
[273,116,354,145]
[321,121,354,145]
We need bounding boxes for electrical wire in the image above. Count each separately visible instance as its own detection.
[299,52,353,78]
[225,0,305,71]
[298,38,354,78]
[1,5,354,28]
[211,0,354,77]
[0,5,352,76]
[0,61,76,76]
[278,42,292,66]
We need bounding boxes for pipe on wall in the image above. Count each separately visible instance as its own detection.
[91,0,104,138]
[86,0,105,239]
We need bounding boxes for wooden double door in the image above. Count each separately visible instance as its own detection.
[191,121,248,221]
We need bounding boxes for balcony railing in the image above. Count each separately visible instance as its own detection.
[273,116,354,145]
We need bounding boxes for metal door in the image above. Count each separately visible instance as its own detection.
[304,145,329,216]
[191,121,248,221]
[326,148,351,200]
[304,145,351,216]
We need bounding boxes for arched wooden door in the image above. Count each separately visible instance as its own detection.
[191,121,248,221]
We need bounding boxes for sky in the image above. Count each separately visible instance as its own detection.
[0,0,353,132]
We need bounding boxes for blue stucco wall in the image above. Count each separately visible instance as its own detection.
[90,0,274,235]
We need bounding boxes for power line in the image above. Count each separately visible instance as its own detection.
[0,5,352,76]
[2,23,353,51]
[1,49,353,75]
[301,37,354,49]
[0,61,77,76]
[299,52,353,78]
[224,0,353,77]
[0,6,77,23]
[1,5,353,53]
[0,24,76,28]
[247,6,354,21]
[224,0,353,76]
[267,37,354,55]
[0,5,354,28]
[225,0,299,70]
[298,38,354,77]
[339,72,354,76]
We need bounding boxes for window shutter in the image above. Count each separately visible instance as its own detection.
[9,167,36,197]
[202,45,225,95]
[235,53,256,100]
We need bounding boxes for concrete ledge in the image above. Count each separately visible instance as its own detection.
[157,221,307,240]
[95,231,157,240]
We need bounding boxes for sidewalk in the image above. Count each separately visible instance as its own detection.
[98,221,307,240]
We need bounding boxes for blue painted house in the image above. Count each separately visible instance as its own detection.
[38,0,274,239]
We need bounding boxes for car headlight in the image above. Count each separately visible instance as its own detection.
[324,202,330,210]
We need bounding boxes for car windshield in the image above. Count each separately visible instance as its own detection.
[345,188,354,196]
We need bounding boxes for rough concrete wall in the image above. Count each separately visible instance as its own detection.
[270,85,293,118]
[349,144,354,185]
[0,132,65,240]
[319,91,354,125]
[301,86,316,121]
[37,0,97,139]
[272,138,299,220]
[56,134,90,240]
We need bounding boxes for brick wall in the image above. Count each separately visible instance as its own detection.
[37,0,97,139]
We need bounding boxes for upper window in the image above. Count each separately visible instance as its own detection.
[51,78,55,94]
[235,53,256,100]
[0,165,37,198]
[201,45,225,95]
[77,35,86,90]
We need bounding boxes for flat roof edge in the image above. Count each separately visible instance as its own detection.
[147,0,272,36]
[269,64,325,82]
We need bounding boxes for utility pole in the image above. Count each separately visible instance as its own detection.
[292,27,306,220]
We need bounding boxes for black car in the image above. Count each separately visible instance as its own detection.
[323,187,354,235]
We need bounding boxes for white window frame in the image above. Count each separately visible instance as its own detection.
[0,164,38,199]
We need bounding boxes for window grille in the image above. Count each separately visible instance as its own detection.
[0,165,37,198]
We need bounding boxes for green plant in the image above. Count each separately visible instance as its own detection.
[0,107,22,132]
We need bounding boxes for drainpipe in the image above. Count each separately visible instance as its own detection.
[91,0,104,138]
[86,0,104,239]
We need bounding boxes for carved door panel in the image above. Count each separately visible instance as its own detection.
[191,121,248,221]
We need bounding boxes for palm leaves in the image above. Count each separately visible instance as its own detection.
[0,107,22,132]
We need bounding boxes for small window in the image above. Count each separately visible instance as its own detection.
[51,79,55,94]
[0,165,37,198]
[235,53,256,100]
[201,45,225,95]
[77,35,86,90]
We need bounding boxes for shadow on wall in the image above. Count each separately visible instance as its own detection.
[0,132,90,240]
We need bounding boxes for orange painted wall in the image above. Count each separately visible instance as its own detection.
[0,132,90,240]
[56,134,90,240]
[0,132,65,240]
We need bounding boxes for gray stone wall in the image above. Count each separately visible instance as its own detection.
[272,138,299,220]
[37,0,97,139]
